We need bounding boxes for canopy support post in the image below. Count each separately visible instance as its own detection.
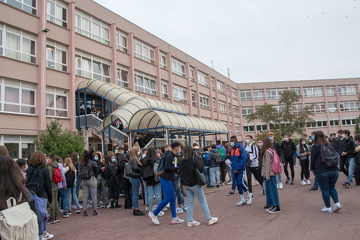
[102,131,106,153]
[129,132,132,148]
[154,133,157,147]
[227,134,230,142]
[188,130,192,146]
[84,91,88,130]
[203,132,206,148]
[166,129,170,145]
[76,90,81,130]
[215,133,218,142]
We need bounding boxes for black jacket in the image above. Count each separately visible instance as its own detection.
[310,144,338,174]
[273,141,283,160]
[344,137,356,158]
[281,140,296,159]
[160,151,178,182]
[178,156,205,187]
[26,165,52,203]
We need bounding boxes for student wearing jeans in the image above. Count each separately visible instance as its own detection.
[149,142,185,225]
[310,131,342,214]
[342,130,356,188]
[128,147,144,216]
[177,145,218,227]
[209,145,221,187]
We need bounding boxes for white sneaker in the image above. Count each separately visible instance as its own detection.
[148,211,160,225]
[145,207,149,211]
[276,184,279,189]
[236,199,246,206]
[176,208,184,214]
[246,196,253,205]
[183,205,187,211]
[171,217,185,224]
[187,220,201,227]
[42,232,54,240]
[208,217,218,226]
[321,207,333,214]
[158,210,165,217]
[306,180,311,185]
[301,181,306,186]
[278,183,284,189]
[333,203,342,213]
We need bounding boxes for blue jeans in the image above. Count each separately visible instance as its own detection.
[72,186,81,209]
[209,167,220,187]
[146,182,162,211]
[39,198,48,235]
[313,175,319,189]
[129,177,141,209]
[59,188,71,211]
[184,185,211,221]
[75,177,81,198]
[174,178,184,206]
[276,173,282,184]
[154,179,176,218]
[265,176,280,206]
[203,167,210,187]
[235,169,248,194]
[346,158,355,184]
[317,170,339,208]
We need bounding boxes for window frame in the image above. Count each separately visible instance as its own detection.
[266,88,285,99]
[134,71,156,95]
[303,87,324,97]
[218,101,226,114]
[47,0,67,28]
[117,65,129,88]
[75,50,111,82]
[46,40,67,72]
[133,39,155,64]
[197,71,208,87]
[2,0,37,15]
[171,57,185,77]
[46,87,68,118]
[338,85,357,96]
[116,30,128,53]
[161,81,168,99]
[172,84,187,103]
[199,94,210,109]
[240,90,252,101]
[242,107,253,117]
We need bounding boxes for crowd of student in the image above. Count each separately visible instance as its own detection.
[1,128,359,239]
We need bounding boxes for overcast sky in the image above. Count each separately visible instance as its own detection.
[94,0,360,83]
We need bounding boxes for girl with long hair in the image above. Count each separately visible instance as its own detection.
[296,138,311,185]
[64,157,81,214]
[177,145,218,227]
[71,152,82,203]
[310,131,342,214]
[129,146,145,216]
[260,138,281,214]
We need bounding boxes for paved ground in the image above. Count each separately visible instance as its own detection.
[48,168,360,240]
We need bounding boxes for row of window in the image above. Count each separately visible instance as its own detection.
[240,85,358,101]
[0,78,68,117]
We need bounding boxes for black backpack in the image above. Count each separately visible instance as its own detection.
[210,151,222,164]
[26,166,44,195]
[65,169,76,188]
[78,161,93,179]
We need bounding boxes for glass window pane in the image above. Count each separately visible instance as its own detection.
[22,89,34,105]
[56,95,67,109]
[4,104,20,112]
[5,143,19,159]
[5,87,19,103]
[46,93,54,107]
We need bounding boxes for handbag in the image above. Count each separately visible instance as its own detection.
[0,196,39,240]
[124,162,141,178]
[193,157,206,186]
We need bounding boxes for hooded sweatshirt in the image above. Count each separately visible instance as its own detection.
[48,160,59,188]
[230,142,247,172]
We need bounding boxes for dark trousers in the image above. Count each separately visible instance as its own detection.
[284,157,295,180]
[108,182,119,202]
[219,162,227,183]
[121,179,132,209]
[246,166,263,193]
[340,156,349,177]
[300,158,310,180]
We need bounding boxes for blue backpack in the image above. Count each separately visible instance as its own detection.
[203,152,210,166]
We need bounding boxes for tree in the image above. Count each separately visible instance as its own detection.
[35,120,85,159]
[248,90,314,136]
[355,116,360,135]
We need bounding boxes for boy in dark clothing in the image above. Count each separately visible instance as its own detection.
[337,130,348,175]
[354,134,360,186]
[281,134,296,185]
[342,130,356,188]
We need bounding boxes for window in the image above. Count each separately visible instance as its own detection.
[291,88,301,95]
[199,95,210,109]
[0,78,35,114]
[338,85,357,96]
[342,119,356,126]
[253,90,264,100]
[198,71,208,87]
[257,124,268,131]
[173,85,187,103]
[0,135,35,159]
[242,107,253,117]
[160,52,167,70]
[274,105,286,113]
[134,71,156,95]
[326,86,336,96]
[219,101,226,113]
[75,10,110,45]
[212,98,216,111]
[46,87,67,117]
[217,81,224,94]
[240,90,252,100]
[47,0,67,27]
[189,67,195,82]
[228,103,232,113]
[303,87,324,97]
[243,126,254,132]
[340,101,360,112]
[191,91,197,107]
[2,0,37,15]
[0,24,36,63]
[235,124,241,135]
[306,103,326,113]
[232,88,237,100]
[161,81,168,98]
[233,105,239,116]
[76,50,110,82]
[117,65,128,88]
[171,58,185,77]
[266,88,285,99]
[210,78,215,91]
[46,40,67,72]
[116,31,127,53]
[328,102,337,112]
[292,104,302,114]
[316,121,328,127]
[330,120,340,126]
[133,39,155,64]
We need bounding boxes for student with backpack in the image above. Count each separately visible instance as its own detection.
[26,151,54,239]
[216,140,227,185]
[209,145,221,188]
[310,131,342,214]
[79,151,100,216]
[53,155,68,218]
[47,154,63,224]
[104,155,121,209]
[128,147,145,216]
[118,153,132,210]
[63,158,77,215]
[245,135,262,201]
[202,147,211,187]
[260,138,281,214]
[269,132,284,189]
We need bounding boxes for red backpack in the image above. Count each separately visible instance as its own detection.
[52,167,62,184]
[268,149,283,174]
